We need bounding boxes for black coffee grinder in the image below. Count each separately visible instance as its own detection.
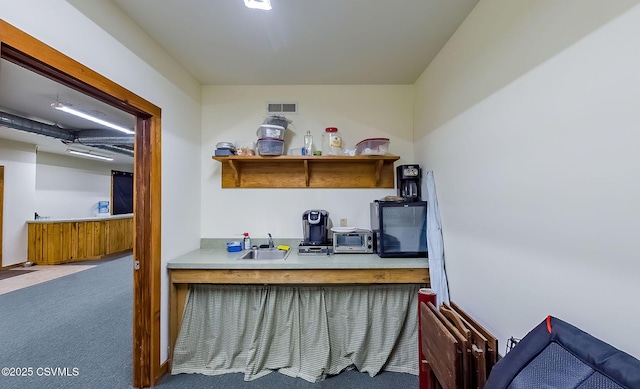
[396,164,422,201]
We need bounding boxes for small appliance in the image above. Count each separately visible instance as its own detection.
[302,210,329,244]
[299,210,332,255]
[332,229,374,254]
[397,164,422,201]
[370,200,427,258]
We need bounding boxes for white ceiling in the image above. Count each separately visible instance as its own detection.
[0,59,136,165]
[1,0,478,164]
[110,0,479,85]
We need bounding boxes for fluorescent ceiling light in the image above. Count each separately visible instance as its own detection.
[244,0,271,10]
[67,149,114,162]
[52,102,135,135]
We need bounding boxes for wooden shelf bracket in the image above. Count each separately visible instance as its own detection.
[303,160,310,187]
[374,159,384,186]
[227,159,240,187]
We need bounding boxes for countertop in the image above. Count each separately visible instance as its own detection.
[168,246,429,270]
[27,213,134,223]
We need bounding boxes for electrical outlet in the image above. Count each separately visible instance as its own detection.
[340,218,348,227]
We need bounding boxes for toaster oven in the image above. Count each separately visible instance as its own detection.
[332,229,374,254]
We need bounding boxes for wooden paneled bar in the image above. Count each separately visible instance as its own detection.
[27,214,133,264]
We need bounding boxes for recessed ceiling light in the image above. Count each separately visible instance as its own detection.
[244,0,272,11]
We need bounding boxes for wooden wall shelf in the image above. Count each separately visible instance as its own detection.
[212,155,400,188]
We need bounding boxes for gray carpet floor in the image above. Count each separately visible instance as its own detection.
[0,254,133,389]
[0,254,418,388]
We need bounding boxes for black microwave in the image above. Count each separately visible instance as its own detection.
[370,200,427,258]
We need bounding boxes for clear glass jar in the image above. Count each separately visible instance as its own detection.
[322,127,342,156]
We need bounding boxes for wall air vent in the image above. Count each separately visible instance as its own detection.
[267,102,297,115]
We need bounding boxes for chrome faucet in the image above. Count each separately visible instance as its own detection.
[267,233,274,249]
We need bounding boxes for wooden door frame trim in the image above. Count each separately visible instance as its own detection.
[0,19,163,387]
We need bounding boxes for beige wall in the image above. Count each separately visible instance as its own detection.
[414,0,640,358]
[0,139,36,266]
[200,85,414,239]
[35,152,132,219]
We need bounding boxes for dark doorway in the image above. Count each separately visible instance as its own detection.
[112,170,134,215]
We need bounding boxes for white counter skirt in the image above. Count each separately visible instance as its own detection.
[168,248,429,270]
[172,284,420,382]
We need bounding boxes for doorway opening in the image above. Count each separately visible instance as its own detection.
[0,20,162,387]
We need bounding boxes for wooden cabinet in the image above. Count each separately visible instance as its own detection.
[212,155,400,188]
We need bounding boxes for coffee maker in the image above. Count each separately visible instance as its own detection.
[302,210,329,244]
[300,210,332,255]
[396,164,422,201]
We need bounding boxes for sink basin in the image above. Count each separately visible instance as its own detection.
[237,248,290,260]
